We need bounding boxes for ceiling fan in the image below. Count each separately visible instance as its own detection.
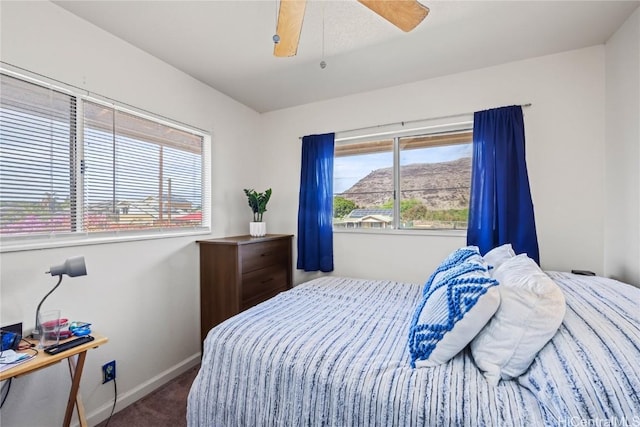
[273,0,430,57]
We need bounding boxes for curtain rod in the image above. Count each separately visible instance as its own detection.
[299,103,532,140]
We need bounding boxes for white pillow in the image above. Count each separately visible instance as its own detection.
[483,243,516,274]
[409,261,500,367]
[470,254,566,385]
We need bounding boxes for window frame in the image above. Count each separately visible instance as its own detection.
[333,117,473,236]
[0,68,211,253]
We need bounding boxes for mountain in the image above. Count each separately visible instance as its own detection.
[340,157,471,210]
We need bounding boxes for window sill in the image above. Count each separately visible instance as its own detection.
[333,228,467,238]
[0,227,211,253]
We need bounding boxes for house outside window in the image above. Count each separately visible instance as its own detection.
[333,118,473,231]
[0,71,210,250]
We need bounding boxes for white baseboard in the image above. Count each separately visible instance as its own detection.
[84,352,201,427]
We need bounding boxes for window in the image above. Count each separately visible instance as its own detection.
[333,120,472,231]
[0,72,209,247]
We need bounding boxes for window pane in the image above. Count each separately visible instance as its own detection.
[399,131,472,230]
[333,139,394,229]
[83,101,203,232]
[0,74,76,236]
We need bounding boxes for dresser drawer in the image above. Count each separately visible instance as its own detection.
[241,264,288,302]
[241,239,289,273]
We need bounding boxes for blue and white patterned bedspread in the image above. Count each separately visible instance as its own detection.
[187,274,640,426]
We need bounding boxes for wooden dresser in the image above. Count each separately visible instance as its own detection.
[197,234,293,343]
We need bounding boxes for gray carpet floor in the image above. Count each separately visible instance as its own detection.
[96,364,199,427]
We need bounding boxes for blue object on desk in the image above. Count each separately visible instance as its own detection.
[69,322,92,336]
[1,331,21,351]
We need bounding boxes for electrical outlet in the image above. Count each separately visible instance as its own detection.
[102,360,116,383]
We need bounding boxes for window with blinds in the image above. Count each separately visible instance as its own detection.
[0,72,208,244]
[83,101,204,232]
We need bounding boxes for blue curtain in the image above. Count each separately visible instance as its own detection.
[467,105,540,264]
[297,133,335,272]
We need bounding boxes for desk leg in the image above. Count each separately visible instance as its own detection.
[63,351,87,427]
[67,355,88,427]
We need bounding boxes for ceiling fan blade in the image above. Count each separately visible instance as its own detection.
[274,0,307,57]
[357,0,429,32]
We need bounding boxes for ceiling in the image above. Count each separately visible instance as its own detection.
[54,0,639,113]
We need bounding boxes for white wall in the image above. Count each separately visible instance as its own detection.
[261,46,607,285]
[605,7,640,287]
[0,2,261,426]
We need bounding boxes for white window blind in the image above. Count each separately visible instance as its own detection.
[0,74,77,235]
[83,101,204,232]
[0,71,208,245]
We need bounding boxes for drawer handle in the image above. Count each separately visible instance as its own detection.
[261,278,274,284]
[260,252,272,257]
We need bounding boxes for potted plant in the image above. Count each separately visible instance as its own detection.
[243,188,272,237]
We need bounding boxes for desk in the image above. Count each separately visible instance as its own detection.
[0,334,108,427]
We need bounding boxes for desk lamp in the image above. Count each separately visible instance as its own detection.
[32,256,87,339]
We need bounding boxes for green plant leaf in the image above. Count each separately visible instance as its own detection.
[243,188,272,222]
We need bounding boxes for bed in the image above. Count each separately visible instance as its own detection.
[187,251,640,426]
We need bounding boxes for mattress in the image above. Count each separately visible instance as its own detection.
[187,273,640,426]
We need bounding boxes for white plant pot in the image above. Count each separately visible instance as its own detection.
[250,221,266,237]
